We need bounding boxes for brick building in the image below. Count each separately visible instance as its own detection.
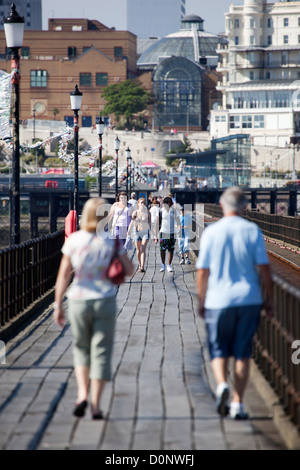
[0,19,137,127]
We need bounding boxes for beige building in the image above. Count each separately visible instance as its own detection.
[0,18,137,127]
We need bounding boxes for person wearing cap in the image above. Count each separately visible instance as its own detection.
[196,186,274,420]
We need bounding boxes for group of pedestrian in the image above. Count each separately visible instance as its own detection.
[53,186,274,424]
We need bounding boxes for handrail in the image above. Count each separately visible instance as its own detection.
[0,230,64,328]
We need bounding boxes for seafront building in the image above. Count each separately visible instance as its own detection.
[0,18,137,127]
[210,0,300,148]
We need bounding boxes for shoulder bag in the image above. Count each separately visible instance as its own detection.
[107,239,126,285]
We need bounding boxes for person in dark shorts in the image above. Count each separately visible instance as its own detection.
[154,196,180,273]
[196,187,274,420]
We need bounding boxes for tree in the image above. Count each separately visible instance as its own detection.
[102,79,153,129]
[165,136,193,167]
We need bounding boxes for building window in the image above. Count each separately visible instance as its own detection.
[68,47,77,59]
[114,47,123,58]
[30,70,47,87]
[250,71,254,80]
[21,47,30,58]
[284,35,289,45]
[254,115,264,128]
[250,19,255,28]
[266,71,271,80]
[298,35,300,44]
[96,73,108,86]
[250,36,254,45]
[284,18,289,27]
[242,115,252,128]
[267,35,272,45]
[234,19,239,29]
[267,18,272,28]
[235,36,239,45]
[281,51,288,65]
[229,116,240,129]
[298,18,300,27]
[80,73,92,86]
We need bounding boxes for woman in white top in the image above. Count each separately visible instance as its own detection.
[128,198,150,272]
[109,192,134,246]
[149,197,160,240]
[53,198,134,420]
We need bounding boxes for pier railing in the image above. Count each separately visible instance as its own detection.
[0,230,64,328]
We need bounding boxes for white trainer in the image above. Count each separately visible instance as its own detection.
[179,258,185,265]
[215,382,229,417]
[229,402,249,420]
[160,264,165,272]
[167,265,174,272]
[185,259,191,264]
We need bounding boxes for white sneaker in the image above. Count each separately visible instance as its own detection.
[185,259,191,264]
[215,382,229,417]
[229,402,249,420]
[180,258,185,265]
[160,264,165,272]
[167,265,174,272]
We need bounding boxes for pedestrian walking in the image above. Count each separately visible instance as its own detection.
[128,192,137,210]
[178,206,192,265]
[196,187,274,420]
[53,198,134,420]
[109,192,134,246]
[154,196,181,273]
[149,196,160,239]
[128,198,150,272]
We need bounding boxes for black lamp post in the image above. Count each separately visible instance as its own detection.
[125,146,131,195]
[132,161,135,191]
[114,136,120,198]
[4,3,24,246]
[70,84,83,219]
[96,116,105,196]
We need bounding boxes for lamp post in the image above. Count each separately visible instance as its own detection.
[70,84,83,219]
[114,136,120,198]
[132,161,135,191]
[128,156,133,194]
[96,116,105,196]
[4,3,24,246]
[125,146,131,195]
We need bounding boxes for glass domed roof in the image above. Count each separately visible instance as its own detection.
[137,14,227,70]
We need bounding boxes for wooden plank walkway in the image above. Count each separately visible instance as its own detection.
[0,241,288,450]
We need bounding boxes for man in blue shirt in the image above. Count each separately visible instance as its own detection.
[196,187,274,420]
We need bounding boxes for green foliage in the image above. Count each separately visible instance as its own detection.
[102,79,153,128]
[44,157,68,167]
[165,136,193,167]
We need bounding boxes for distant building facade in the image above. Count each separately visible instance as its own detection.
[137,14,225,130]
[0,0,42,30]
[211,0,300,148]
[127,0,186,39]
[0,18,137,126]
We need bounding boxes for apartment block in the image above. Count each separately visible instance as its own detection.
[0,18,137,127]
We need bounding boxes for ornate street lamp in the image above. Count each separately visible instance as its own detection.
[125,146,131,195]
[132,160,135,191]
[96,116,105,196]
[4,3,24,245]
[114,136,120,198]
[70,84,83,219]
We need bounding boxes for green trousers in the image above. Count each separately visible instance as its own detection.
[68,297,116,380]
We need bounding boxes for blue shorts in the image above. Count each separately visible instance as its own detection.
[134,230,149,242]
[204,305,262,360]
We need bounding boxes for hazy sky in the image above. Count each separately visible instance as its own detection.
[42,0,245,35]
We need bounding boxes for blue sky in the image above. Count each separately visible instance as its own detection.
[42,0,244,35]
